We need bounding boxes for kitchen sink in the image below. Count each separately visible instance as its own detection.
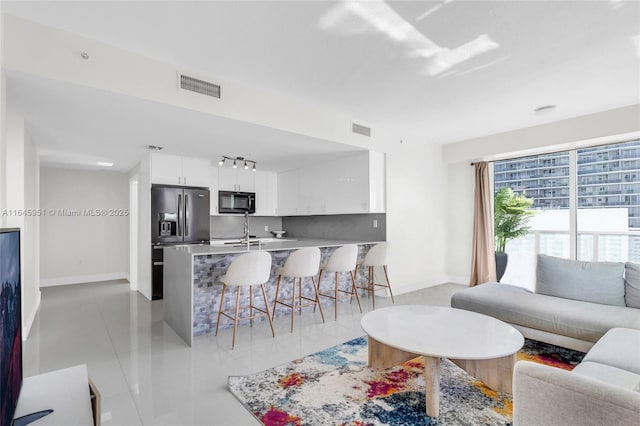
[209,237,295,246]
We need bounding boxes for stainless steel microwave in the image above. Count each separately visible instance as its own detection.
[218,191,256,214]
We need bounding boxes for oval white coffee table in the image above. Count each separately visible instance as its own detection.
[361,305,524,417]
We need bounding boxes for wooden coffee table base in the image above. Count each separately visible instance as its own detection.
[367,336,516,418]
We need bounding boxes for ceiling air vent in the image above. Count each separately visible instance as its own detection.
[352,123,371,137]
[179,74,221,99]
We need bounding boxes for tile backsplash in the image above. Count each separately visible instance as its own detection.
[283,213,386,241]
[210,216,283,238]
[211,213,386,241]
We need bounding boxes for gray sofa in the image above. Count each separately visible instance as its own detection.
[451,255,640,352]
[513,327,640,426]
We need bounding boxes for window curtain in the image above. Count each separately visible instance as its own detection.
[470,162,497,286]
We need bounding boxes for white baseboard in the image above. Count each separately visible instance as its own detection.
[448,275,470,285]
[381,281,444,296]
[40,272,129,287]
[22,290,41,340]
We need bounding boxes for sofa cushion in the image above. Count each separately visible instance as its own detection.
[572,361,640,391]
[582,328,640,375]
[625,262,640,309]
[451,283,640,343]
[536,254,625,306]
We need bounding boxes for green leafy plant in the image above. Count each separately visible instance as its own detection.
[494,187,536,253]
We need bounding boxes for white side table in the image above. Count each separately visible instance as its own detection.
[13,364,98,425]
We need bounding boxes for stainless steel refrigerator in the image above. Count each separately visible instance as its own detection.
[151,185,210,299]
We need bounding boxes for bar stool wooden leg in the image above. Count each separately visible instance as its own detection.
[272,275,282,320]
[350,271,362,313]
[215,284,227,336]
[370,266,375,309]
[298,278,303,315]
[290,277,296,332]
[232,286,241,349]
[311,276,325,323]
[260,284,276,338]
[384,265,395,304]
[334,272,339,320]
[249,286,254,327]
[314,270,323,313]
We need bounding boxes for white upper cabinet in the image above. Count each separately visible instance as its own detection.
[150,153,210,187]
[324,153,370,214]
[210,165,219,214]
[150,154,182,185]
[181,157,211,187]
[254,171,278,216]
[368,150,386,213]
[217,167,255,192]
[277,169,300,216]
[277,151,386,216]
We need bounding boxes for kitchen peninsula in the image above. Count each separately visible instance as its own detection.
[163,239,381,346]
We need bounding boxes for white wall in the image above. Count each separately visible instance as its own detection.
[131,156,151,300]
[444,106,640,284]
[5,116,40,338]
[39,167,129,285]
[446,161,475,284]
[0,13,6,223]
[383,140,449,292]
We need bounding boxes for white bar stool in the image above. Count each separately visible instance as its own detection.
[317,244,362,320]
[214,251,275,349]
[357,242,394,309]
[272,247,325,332]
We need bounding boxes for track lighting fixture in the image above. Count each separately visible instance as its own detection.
[218,156,257,172]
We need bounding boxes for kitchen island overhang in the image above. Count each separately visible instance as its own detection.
[163,239,383,346]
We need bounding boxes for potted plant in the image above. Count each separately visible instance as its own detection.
[494,187,536,282]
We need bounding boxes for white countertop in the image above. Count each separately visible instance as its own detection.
[361,305,524,360]
[166,237,383,255]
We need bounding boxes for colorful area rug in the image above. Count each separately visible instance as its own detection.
[228,337,585,425]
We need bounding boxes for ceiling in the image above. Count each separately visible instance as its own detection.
[3,0,640,171]
[7,72,360,172]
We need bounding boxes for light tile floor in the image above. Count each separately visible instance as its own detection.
[24,280,465,426]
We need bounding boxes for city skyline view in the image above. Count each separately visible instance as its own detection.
[493,139,640,289]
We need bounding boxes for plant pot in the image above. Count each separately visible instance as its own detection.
[495,252,508,282]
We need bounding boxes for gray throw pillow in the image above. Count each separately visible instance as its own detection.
[536,254,625,306]
[625,262,640,309]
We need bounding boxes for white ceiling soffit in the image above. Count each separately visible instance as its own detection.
[7,73,361,172]
[2,0,639,146]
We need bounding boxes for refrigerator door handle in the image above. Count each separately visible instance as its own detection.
[178,194,182,237]
[185,194,189,237]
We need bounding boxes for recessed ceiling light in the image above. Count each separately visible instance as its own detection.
[534,105,557,115]
[80,52,90,60]
[96,162,113,167]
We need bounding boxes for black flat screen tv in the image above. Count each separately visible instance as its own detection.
[0,228,22,426]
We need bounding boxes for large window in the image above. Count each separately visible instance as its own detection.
[494,139,640,289]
